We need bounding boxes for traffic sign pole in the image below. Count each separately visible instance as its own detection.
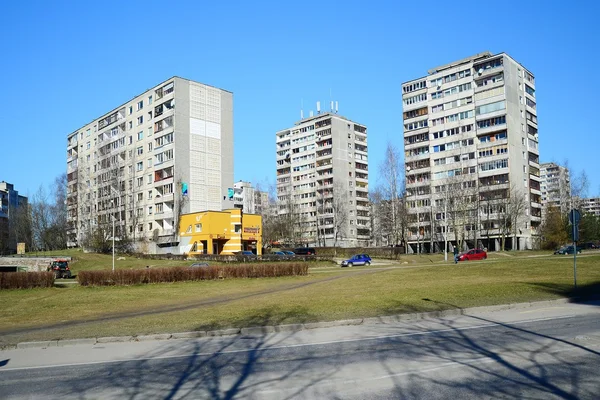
[569,209,580,290]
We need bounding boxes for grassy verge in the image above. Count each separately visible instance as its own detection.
[1,252,598,346]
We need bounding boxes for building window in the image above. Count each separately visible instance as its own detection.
[147,174,152,184]
[195,223,202,232]
[148,190,152,200]
[148,222,153,231]
[148,95,153,105]
[186,225,192,234]
[136,162,143,171]
[138,131,144,141]
[137,101,144,111]
[128,121,133,130]
[148,206,153,215]
[137,116,143,125]
[128,106,133,115]
[147,158,152,168]
[137,193,143,201]
[137,146,143,155]
[137,177,143,187]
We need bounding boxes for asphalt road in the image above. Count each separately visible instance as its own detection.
[1,301,599,399]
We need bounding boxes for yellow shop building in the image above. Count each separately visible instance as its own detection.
[178,209,262,255]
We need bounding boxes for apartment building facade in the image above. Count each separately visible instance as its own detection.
[276,112,370,247]
[232,181,269,215]
[540,162,571,215]
[66,77,234,254]
[580,197,600,217]
[402,52,540,252]
[0,181,28,253]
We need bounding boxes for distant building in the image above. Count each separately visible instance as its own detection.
[66,77,234,253]
[540,162,571,215]
[0,181,28,253]
[178,208,262,255]
[276,111,371,247]
[580,197,600,217]
[232,181,269,215]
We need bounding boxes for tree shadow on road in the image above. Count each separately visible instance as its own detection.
[37,306,342,400]
[370,297,600,399]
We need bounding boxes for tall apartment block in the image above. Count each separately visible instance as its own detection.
[540,162,571,215]
[276,111,370,247]
[66,77,234,253]
[0,181,28,253]
[402,52,540,252]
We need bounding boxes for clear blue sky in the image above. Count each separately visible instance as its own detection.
[2,0,599,198]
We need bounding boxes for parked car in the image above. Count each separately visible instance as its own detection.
[282,250,295,256]
[47,259,72,279]
[580,242,598,250]
[236,251,256,256]
[294,247,316,256]
[272,251,286,256]
[457,249,487,261]
[341,254,372,267]
[554,245,582,255]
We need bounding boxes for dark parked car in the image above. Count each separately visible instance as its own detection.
[47,259,72,279]
[554,245,582,255]
[457,249,487,261]
[282,251,295,256]
[341,254,372,267]
[236,251,256,256]
[294,247,316,255]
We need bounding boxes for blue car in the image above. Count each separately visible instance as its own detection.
[341,254,372,267]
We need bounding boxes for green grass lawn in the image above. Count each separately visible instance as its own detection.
[1,251,598,346]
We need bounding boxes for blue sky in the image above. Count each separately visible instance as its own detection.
[2,0,599,198]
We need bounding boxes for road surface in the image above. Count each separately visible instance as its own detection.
[1,300,599,399]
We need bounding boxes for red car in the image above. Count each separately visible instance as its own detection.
[458,248,487,261]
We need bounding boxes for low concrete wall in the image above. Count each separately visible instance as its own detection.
[0,257,72,272]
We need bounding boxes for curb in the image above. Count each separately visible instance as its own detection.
[8,297,595,350]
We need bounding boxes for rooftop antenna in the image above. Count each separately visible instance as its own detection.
[300,98,304,119]
[335,101,339,113]
[316,101,321,114]
[309,110,313,117]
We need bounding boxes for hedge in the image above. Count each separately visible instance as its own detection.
[78,263,309,286]
[0,272,55,290]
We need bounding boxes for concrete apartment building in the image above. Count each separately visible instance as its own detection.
[540,162,571,215]
[0,182,28,253]
[402,52,540,252]
[276,109,370,247]
[580,197,600,217]
[66,77,234,253]
[232,181,269,215]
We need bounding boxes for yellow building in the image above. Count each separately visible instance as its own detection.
[178,209,262,255]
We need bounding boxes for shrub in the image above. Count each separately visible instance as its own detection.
[77,263,309,286]
[0,272,55,290]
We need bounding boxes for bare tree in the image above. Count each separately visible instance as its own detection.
[331,180,350,251]
[375,141,406,246]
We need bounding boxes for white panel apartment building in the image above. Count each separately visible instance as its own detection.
[540,162,571,215]
[402,52,541,252]
[276,112,370,247]
[66,77,234,253]
[232,181,269,215]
